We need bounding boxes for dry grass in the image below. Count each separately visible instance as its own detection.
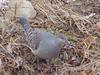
[0,0,100,75]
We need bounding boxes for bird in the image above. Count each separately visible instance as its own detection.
[19,16,71,59]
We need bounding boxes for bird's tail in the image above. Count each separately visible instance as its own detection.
[19,16,34,33]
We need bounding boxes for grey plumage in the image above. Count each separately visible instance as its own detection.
[19,16,69,59]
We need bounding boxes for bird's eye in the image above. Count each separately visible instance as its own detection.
[60,43,65,48]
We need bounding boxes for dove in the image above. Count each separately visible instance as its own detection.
[19,16,70,59]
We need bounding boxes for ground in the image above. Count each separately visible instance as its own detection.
[0,0,100,75]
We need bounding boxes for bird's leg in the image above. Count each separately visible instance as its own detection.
[46,59,50,66]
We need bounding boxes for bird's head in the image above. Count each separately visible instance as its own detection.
[56,38,66,49]
[57,33,74,49]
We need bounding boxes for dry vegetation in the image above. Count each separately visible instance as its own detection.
[0,0,100,75]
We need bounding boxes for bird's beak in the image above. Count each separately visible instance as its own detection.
[64,43,75,49]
